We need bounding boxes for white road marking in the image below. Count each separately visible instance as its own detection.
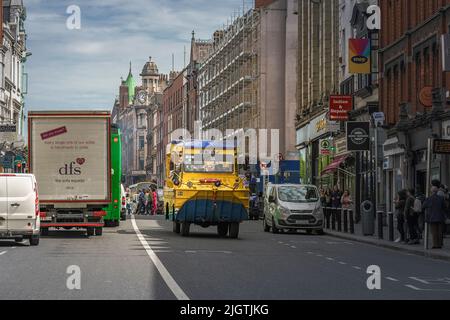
[316,254,323,257]
[326,257,335,261]
[131,215,189,300]
[307,252,314,255]
[338,262,347,265]
[405,284,421,290]
[409,277,430,284]
[11,247,16,249]
[0,251,6,256]
[185,250,197,254]
[352,266,362,270]
[386,277,399,282]
[290,246,297,249]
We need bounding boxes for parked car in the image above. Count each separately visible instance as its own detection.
[0,173,40,245]
[263,184,324,235]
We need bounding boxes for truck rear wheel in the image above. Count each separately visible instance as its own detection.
[29,235,40,246]
[87,227,95,236]
[173,221,180,234]
[218,223,229,237]
[95,227,103,236]
[181,222,190,237]
[40,228,49,236]
[229,223,240,239]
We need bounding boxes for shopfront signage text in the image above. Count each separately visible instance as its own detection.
[433,139,450,154]
[346,122,370,151]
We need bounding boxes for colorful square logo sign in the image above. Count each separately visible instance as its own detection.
[349,39,371,74]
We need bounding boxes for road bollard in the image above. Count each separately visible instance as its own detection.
[349,209,354,234]
[388,212,394,242]
[377,211,384,239]
[343,209,348,233]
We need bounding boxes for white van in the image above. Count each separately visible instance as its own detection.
[263,184,324,235]
[0,174,40,245]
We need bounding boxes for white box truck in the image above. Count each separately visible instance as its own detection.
[28,111,111,237]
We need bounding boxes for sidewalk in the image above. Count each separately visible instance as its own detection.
[325,219,450,262]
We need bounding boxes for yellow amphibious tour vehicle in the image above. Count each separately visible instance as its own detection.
[164,140,249,238]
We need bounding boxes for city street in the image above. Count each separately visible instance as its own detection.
[1,216,449,300]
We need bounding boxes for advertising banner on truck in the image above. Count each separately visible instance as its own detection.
[30,116,110,203]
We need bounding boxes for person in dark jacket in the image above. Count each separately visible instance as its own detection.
[331,185,342,208]
[423,186,447,249]
[394,189,407,243]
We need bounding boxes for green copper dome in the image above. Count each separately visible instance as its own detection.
[125,62,136,104]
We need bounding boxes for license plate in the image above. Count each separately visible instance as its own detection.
[296,220,309,225]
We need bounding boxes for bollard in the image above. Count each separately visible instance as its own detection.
[377,211,384,239]
[343,209,348,233]
[388,212,394,242]
[349,209,354,234]
[331,208,336,230]
[337,209,342,232]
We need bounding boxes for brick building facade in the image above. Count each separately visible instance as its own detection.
[379,0,450,211]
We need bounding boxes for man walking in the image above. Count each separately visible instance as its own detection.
[405,189,419,245]
[423,185,447,249]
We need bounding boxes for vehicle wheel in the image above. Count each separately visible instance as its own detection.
[114,220,120,227]
[271,218,279,234]
[181,222,190,237]
[41,228,49,236]
[29,236,40,246]
[95,227,103,236]
[229,222,240,239]
[86,227,95,236]
[173,221,181,234]
[218,223,229,237]
[315,229,325,235]
[263,217,270,232]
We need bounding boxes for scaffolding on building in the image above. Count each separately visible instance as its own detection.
[198,3,260,135]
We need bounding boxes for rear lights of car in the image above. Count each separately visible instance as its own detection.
[122,196,126,206]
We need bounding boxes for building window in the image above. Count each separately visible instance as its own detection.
[139,136,145,150]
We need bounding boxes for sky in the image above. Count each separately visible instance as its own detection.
[24,0,254,111]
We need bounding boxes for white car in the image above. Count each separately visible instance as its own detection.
[120,184,127,221]
[263,184,324,235]
[0,173,40,245]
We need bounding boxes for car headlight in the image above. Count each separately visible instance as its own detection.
[280,206,291,218]
[313,207,323,217]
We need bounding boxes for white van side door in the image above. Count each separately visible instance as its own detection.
[0,176,7,231]
[7,176,35,231]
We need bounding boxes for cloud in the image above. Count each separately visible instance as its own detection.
[24,0,252,111]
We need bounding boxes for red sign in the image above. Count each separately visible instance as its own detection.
[330,95,353,121]
[40,126,67,140]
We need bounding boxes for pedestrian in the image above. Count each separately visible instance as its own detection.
[423,185,447,249]
[394,189,407,243]
[341,190,353,210]
[331,185,342,208]
[325,187,332,208]
[145,189,152,215]
[152,187,158,215]
[319,187,327,207]
[405,189,420,245]
[136,189,145,215]
[414,187,426,239]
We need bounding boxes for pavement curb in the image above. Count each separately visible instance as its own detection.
[325,230,450,262]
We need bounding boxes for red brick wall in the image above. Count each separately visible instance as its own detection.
[255,0,276,9]
[379,0,450,125]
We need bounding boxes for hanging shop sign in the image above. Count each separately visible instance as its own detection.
[346,121,370,151]
[419,86,433,108]
[349,39,371,74]
[309,113,333,141]
[319,139,332,156]
[329,95,353,121]
[433,139,450,154]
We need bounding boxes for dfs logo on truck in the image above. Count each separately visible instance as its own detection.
[59,158,85,176]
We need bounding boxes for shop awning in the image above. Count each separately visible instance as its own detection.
[321,155,349,176]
